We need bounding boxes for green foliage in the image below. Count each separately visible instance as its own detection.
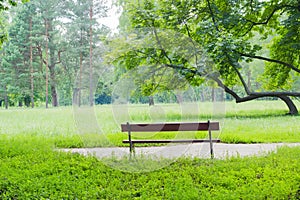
[0,0,29,11]
[262,29,299,90]
[113,0,300,104]
[0,0,29,48]
[0,0,110,107]
[1,135,300,199]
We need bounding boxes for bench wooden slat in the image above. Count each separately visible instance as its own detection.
[121,121,220,159]
[121,122,219,132]
[122,139,221,144]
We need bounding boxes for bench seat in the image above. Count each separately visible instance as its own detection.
[121,121,221,158]
[122,139,221,144]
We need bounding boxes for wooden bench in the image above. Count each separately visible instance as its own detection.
[121,121,221,158]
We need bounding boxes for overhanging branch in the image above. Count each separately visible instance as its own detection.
[239,52,300,73]
[164,63,300,102]
[225,54,252,94]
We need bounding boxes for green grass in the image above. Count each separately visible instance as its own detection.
[0,136,300,199]
[0,100,299,147]
[1,100,300,198]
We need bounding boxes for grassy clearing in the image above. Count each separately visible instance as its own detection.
[0,136,300,199]
[0,100,299,147]
[1,100,300,198]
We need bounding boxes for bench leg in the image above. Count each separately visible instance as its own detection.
[127,122,135,155]
[208,120,214,159]
[130,142,135,154]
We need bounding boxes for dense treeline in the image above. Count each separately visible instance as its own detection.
[0,0,109,108]
[1,0,299,112]
[0,0,228,108]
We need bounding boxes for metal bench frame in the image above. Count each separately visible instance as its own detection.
[121,120,220,158]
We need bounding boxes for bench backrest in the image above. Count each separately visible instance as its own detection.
[121,122,219,132]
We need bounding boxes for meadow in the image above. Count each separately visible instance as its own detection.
[0,100,300,199]
[0,100,299,147]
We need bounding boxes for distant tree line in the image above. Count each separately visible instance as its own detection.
[0,0,109,108]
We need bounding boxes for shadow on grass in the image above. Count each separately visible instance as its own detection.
[224,111,295,119]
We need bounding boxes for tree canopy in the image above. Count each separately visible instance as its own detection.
[111,0,300,114]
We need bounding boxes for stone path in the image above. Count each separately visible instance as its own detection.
[61,143,300,159]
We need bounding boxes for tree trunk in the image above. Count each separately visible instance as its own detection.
[29,17,34,108]
[49,65,58,107]
[211,87,215,102]
[89,0,94,107]
[4,85,8,109]
[29,18,35,108]
[211,76,299,115]
[48,20,59,107]
[51,82,58,107]
[176,92,183,104]
[235,94,299,115]
[79,51,83,107]
[4,97,8,109]
[45,19,49,109]
[73,88,80,105]
[200,92,204,102]
[149,96,154,106]
[278,96,298,115]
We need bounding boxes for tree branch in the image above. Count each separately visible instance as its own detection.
[226,54,252,94]
[237,92,300,103]
[239,52,300,73]
[37,45,47,65]
[240,4,297,36]
[164,63,300,103]
[207,74,242,101]
[184,23,199,65]
[206,0,220,32]
[245,6,278,26]
[54,50,63,65]
[151,24,173,65]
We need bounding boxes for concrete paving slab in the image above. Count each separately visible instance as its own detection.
[61,143,300,160]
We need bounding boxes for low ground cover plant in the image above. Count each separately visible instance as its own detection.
[0,137,300,199]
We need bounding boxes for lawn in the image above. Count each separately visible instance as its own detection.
[0,100,300,199]
[0,100,299,147]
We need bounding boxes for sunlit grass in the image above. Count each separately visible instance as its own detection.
[0,100,299,147]
[1,135,300,199]
[1,100,300,199]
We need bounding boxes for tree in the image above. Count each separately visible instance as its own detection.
[0,0,110,108]
[29,11,34,107]
[64,0,92,107]
[88,0,108,106]
[0,4,38,107]
[89,0,94,107]
[113,0,300,115]
[31,0,68,108]
[0,0,29,48]
[0,0,29,10]
[62,0,108,107]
